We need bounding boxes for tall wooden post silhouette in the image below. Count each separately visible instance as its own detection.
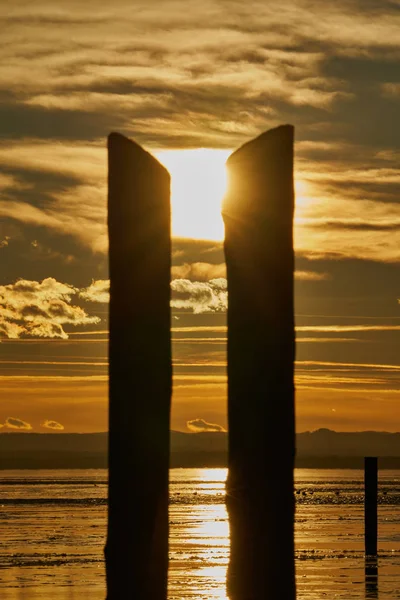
[105,133,172,599]
[223,125,296,599]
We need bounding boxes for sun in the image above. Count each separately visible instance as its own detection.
[155,149,230,241]
[156,148,305,242]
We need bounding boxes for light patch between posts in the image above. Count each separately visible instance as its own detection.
[156,149,230,241]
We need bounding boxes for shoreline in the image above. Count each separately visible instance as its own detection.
[2,453,400,470]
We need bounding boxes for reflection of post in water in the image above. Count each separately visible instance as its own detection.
[223,125,296,599]
[365,457,378,556]
[364,457,378,599]
[365,556,378,599]
[106,133,172,600]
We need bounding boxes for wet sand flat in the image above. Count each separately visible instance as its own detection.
[1,468,400,599]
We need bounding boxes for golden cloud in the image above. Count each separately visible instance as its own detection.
[171,278,227,313]
[2,416,32,430]
[0,278,100,339]
[187,418,226,433]
[41,420,65,431]
[80,280,110,303]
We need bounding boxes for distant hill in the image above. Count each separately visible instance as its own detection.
[297,428,400,458]
[2,429,400,469]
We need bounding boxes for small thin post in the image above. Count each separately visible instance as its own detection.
[364,456,378,557]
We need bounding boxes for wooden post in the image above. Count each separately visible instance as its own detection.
[223,125,296,599]
[105,133,172,599]
[365,457,378,556]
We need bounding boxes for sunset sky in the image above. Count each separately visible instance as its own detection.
[0,0,399,434]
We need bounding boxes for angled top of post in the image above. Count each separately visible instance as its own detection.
[227,124,294,166]
[222,124,294,222]
[108,132,170,181]
[108,131,171,250]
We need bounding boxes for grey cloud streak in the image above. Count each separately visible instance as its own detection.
[0,0,399,273]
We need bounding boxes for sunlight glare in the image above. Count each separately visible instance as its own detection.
[156,149,306,243]
[294,177,314,250]
[156,149,230,241]
[294,178,309,210]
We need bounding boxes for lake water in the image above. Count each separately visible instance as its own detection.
[1,468,400,598]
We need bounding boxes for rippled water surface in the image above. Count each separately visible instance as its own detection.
[1,468,400,598]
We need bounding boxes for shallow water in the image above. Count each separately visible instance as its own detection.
[1,468,400,598]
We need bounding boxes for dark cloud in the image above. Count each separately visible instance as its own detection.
[187,418,226,433]
[1,166,81,198]
[3,14,109,26]
[172,239,224,266]
[0,0,398,264]
[0,102,113,141]
[309,221,400,232]
[0,217,108,287]
[327,181,399,205]
[324,55,400,84]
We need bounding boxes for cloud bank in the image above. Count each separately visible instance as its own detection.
[0,0,399,262]
[79,276,229,313]
[0,277,100,339]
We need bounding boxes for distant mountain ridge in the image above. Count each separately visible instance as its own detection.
[2,429,400,469]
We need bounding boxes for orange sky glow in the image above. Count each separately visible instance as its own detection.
[0,0,399,434]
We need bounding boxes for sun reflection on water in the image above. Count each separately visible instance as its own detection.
[2,469,400,598]
[197,468,228,483]
[168,468,230,599]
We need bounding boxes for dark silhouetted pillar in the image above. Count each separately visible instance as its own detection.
[223,125,296,599]
[365,457,378,557]
[105,133,171,600]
